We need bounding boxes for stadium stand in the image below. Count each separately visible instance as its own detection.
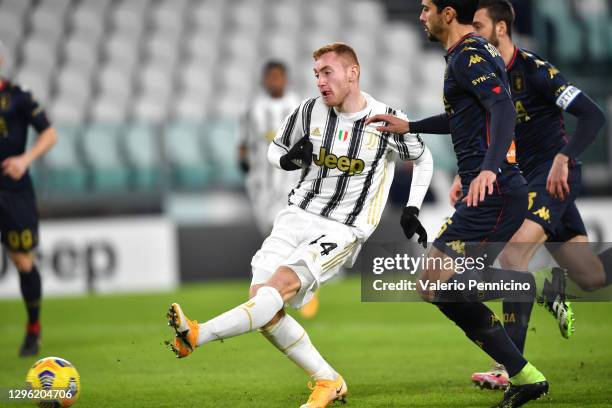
[0,0,609,196]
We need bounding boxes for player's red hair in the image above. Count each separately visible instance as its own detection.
[312,42,360,67]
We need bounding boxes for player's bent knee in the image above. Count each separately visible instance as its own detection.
[9,251,34,273]
[499,243,537,270]
[573,267,606,292]
[498,248,518,270]
[581,277,606,292]
[556,237,606,291]
[266,266,302,301]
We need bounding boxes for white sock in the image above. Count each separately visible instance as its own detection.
[261,314,338,381]
[198,286,284,345]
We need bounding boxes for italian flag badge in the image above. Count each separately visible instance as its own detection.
[338,129,349,141]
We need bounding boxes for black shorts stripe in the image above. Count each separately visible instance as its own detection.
[320,115,367,217]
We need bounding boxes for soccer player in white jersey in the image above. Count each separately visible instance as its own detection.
[166,43,434,408]
[239,61,321,319]
[239,61,301,235]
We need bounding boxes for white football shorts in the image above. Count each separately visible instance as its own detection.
[251,205,361,308]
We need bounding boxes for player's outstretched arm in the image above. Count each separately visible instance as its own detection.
[2,127,56,181]
[365,113,450,135]
[400,146,434,248]
[409,113,451,135]
[365,113,410,134]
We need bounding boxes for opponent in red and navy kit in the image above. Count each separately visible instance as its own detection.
[0,76,56,357]
[0,83,51,191]
[507,48,603,241]
[367,2,555,405]
[467,0,609,393]
[441,34,524,193]
[410,32,527,255]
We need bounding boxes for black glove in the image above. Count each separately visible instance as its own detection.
[239,159,249,174]
[280,136,313,171]
[400,206,427,248]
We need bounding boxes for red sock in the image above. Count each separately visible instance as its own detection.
[27,321,41,336]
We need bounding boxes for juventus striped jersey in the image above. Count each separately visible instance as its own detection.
[241,92,301,232]
[268,92,432,239]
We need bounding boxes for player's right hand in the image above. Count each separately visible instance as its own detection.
[449,175,463,206]
[400,206,427,248]
[365,114,410,134]
[2,155,29,181]
[239,159,250,173]
[546,153,570,201]
[238,145,249,173]
[464,170,496,207]
[280,135,313,171]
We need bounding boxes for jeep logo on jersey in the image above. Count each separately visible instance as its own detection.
[313,147,365,175]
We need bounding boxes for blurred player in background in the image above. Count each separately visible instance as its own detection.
[238,61,320,319]
[464,0,610,390]
[239,60,301,235]
[0,44,57,356]
[167,42,433,408]
[367,0,575,405]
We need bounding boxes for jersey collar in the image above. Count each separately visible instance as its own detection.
[446,32,477,55]
[506,46,519,70]
[333,92,371,120]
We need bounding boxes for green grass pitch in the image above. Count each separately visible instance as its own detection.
[1,277,611,407]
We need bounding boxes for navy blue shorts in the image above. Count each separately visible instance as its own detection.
[0,190,39,252]
[525,162,586,242]
[433,185,528,260]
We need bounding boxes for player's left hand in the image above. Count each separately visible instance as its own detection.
[280,135,313,171]
[546,153,570,201]
[400,206,427,248]
[464,170,496,207]
[2,155,29,181]
[365,114,410,134]
[449,174,463,207]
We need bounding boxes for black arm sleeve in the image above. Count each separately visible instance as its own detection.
[481,99,517,173]
[410,113,451,134]
[560,93,607,159]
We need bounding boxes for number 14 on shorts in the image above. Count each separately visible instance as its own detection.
[309,235,338,256]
